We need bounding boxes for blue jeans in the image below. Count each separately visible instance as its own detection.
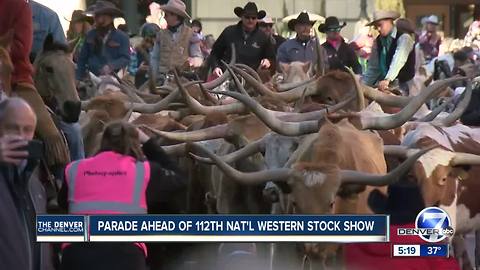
[58,121,85,161]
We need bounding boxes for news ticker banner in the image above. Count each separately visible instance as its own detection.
[393,244,449,257]
[37,215,389,243]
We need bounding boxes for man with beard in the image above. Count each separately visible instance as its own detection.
[76,1,130,80]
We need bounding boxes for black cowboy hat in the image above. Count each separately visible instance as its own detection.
[368,180,426,225]
[318,16,346,33]
[87,0,124,18]
[234,2,266,20]
[287,12,315,31]
[70,10,93,24]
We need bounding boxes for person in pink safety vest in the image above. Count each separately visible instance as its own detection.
[58,121,187,270]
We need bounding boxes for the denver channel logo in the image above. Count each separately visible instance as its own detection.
[397,207,455,243]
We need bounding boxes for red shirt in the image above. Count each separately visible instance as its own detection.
[0,0,34,85]
[344,223,460,270]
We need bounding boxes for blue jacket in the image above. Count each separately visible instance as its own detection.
[30,1,66,59]
[277,38,318,64]
[76,28,131,80]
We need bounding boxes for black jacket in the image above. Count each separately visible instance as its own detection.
[0,160,52,270]
[209,22,275,70]
[322,39,362,74]
[461,87,480,126]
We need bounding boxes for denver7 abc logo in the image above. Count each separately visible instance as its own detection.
[398,207,455,243]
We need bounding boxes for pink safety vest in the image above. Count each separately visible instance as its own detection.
[64,151,151,256]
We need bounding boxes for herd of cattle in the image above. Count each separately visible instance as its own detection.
[30,36,480,269]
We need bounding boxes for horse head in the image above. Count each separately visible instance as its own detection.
[34,34,81,123]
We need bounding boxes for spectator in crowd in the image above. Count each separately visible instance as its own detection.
[0,0,70,167]
[189,19,206,68]
[464,5,480,48]
[76,1,130,80]
[59,121,187,270]
[128,23,160,88]
[277,12,328,72]
[30,0,67,62]
[319,16,362,74]
[150,0,202,83]
[0,97,54,270]
[350,26,375,73]
[202,34,215,59]
[210,2,274,77]
[362,10,416,95]
[67,10,94,63]
[259,16,286,53]
[418,15,441,63]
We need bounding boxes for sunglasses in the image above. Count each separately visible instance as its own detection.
[327,28,342,33]
[243,16,258,20]
[259,23,273,28]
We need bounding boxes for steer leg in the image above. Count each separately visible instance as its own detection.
[452,235,474,270]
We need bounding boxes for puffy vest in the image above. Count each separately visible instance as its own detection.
[156,25,193,73]
[376,29,416,83]
[65,151,150,256]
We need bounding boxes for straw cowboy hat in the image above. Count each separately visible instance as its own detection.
[260,16,274,25]
[161,0,191,19]
[234,2,266,20]
[318,16,346,33]
[366,10,400,26]
[287,11,315,31]
[87,1,124,18]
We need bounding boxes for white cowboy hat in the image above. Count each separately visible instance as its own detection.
[366,10,400,26]
[424,15,439,25]
[261,16,274,25]
[160,0,191,19]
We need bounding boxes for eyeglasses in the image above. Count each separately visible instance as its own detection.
[243,16,257,20]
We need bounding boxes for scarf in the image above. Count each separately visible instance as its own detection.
[168,22,182,33]
[379,33,393,79]
[327,38,341,50]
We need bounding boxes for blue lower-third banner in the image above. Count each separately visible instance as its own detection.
[37,215,389,243]
[37,215,87,242]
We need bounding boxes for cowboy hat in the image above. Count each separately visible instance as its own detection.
[424,15,439,25]
[368,180,425,225]
[366,10,400,26]
[287,11,315,31]
[87,1,124,18]
[259,16,274,25]
[161,0,191,19]
[234,2,266,20]
[396,18,415,34]
[318,16,346,33]
[70,10,94,24]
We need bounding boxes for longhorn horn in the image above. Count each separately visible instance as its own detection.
[130,89,180,113]
[435,80,473,126]
[418,97,453,122]
[143,124,233,142]
[233,63,262,82]
[341,146,434,186]
[223,62,249,95]
[189,142,297,185]
[359,77,467,130]
[191,136,267,164]
[161,143,188,156]
[276,75,319,92]
[200,43,235,89]
[231,65,281,98]
[450,152,480,166]
[346,68,365,111]
[211,90,319,136]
